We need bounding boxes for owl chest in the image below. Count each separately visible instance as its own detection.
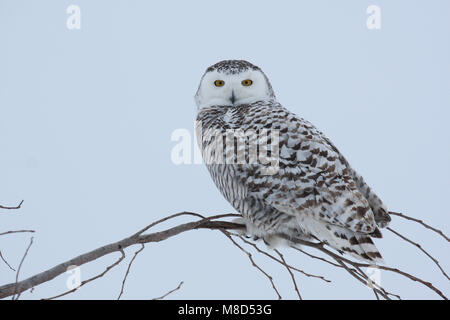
[197,106,272,214]
[206,163,247,210]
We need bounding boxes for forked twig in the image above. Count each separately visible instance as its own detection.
[118,244,145,299]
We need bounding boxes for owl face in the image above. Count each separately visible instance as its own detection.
[195,60,275,109]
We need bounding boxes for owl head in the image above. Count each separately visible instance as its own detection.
[195,60,276,109]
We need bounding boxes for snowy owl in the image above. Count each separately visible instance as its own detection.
[195,60,391,262]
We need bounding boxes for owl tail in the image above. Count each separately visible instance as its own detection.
[318,224,384,264]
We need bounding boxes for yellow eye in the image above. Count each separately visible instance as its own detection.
[241,79,253,86]
[214,80,225,87]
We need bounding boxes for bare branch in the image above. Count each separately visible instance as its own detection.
[0,210,447,300]
[152,281,184,300]
[0,215,244,299]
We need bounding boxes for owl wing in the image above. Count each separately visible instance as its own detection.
[235,109,379,236]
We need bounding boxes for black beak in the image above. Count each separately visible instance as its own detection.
[230,90,236,104]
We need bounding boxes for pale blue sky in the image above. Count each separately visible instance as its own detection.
[0,0,449,299]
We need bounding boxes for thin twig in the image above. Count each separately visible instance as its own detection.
[0,250,16,271]
[328,253,391,300]
[152,281,184,300]
[0,230,35,237]
[0,200,24,210]
[221,230,282,300]
[302,247,400,301]
[354,264,401,300]
[373,289,380,300]
[291,245,344,269]
[133,212,239,237]
[231,233,331,283]
[389,211,449,242]
[318,242,444,300]
[44,249,126,300]
[274,249,302,300]
[279,234,445,299]
[118,244,145,300]
[387,227,450,281]
[12,237,34,300]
